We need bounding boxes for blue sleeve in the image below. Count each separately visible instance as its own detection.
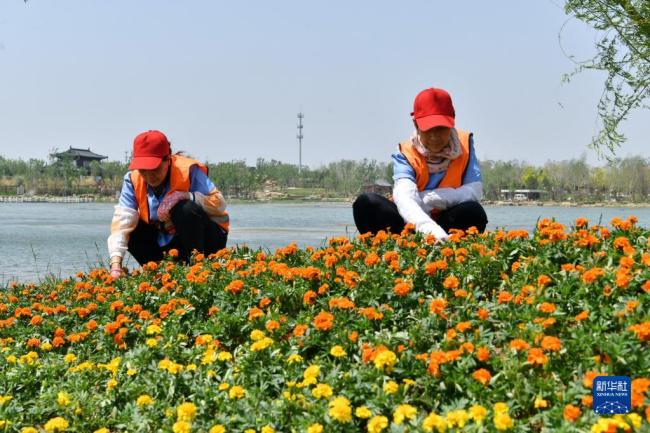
[189,165,216,195]
[392,151,416,182]
[118,172,138,209]
[461,136,482,184]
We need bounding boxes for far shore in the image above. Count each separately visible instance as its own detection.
[2,194,650,208]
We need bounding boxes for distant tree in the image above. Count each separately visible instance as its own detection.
[563,0,649,157]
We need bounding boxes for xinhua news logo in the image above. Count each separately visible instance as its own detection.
[593,376,631,415]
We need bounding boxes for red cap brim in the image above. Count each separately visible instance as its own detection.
[128,156,163,170]
[415,114,455,131]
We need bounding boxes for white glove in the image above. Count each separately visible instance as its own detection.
[419,222,449,244]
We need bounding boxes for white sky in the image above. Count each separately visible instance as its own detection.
[0,1,647,168]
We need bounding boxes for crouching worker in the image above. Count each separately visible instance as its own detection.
[108,130,229,278]
[353,87,487,242]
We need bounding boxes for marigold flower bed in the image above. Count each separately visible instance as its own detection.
[1,217,649,432]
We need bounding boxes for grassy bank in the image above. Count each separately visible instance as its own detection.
[0,216,648,432]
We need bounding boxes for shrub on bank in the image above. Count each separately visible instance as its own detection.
[0,216,648,432]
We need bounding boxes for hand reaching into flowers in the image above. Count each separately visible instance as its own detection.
[157,191,191,222]
[109,258,126,279]
[420,222,449,244]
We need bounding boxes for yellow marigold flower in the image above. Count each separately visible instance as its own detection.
[287,354,303,364]
[303,365,320,380]
[534,397,548,409]
[209,425,226,433]
[93,428,109,433]
[63,353,77,363]
[330,345,347,357]
[20,351,39,365]
[146,338,158,348]
[373,350,397,371]
[207,370,216,378]
[136,394,154,406]
[57,391,71,406]
[493,402,509,414]
[22,428,38,433]
[219,383,230,391]
[250,337,273,351]
[44,417,69,432]
[627,413,642,429]
[446,409,469,428]
[307,423,323,433]
[367,415,389,433]
[402,378,416,386]
[159,358,183,374]
[394,404,417,425]
[261,426,274,433]
[186,363,197,371]
[311,383,333,399]
[494,412,514,430]
[146,324,162,335]
[383,381,399,394]
[127,368,137,376]
[0,421,12,429]
[98,357,121,376]
[244,430,256,433]
[328,396,352,423]
[177,402,197,421]
[469,405,487,422]
[41,342,53,351]
[172,421,191,433]
[5,355,17,363]
[229,385,246,399]
[355,406,372,419]
[422,413,446,432]
[0,395,12,405]
[106,379,117,390]
[69,361,94,372]
[217,351,233,361]
[250,329,265,341]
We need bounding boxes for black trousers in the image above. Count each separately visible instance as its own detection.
[352,192,488,235]
[128,200,228,265]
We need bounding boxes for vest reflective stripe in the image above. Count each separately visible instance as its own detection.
[398,128,472,192]
[130,154,208,224]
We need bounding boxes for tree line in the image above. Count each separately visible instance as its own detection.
[1,154,649,202]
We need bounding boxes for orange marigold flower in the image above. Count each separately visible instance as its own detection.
[476,308,489,320]
[248,307,264,321]
[476,347,490,362]
[538,302,556,314]
[225,280,244,295]
[628,321,650,341]
[303,290,317,306]
[540,336,562,351]
[348,331,358,343]
[393,282,412,297]
[30,315,43,326]
[509,339,530,351]
[364,253,380,266]
[313,311,334,331]
[168,248,179,258]
[582,267,605,284]
[575,217,588,228]
[575,310,589,321]
[537,275,551,287]
[581,395,593,407]
[443,275,459,289]
[497,291,513,304]
[455,321,472,332]
[425,260,448,274]
[27,338,40,348]
[265,320,280,332]
[472,368,491,385]
[527,348,548,366]
[563,404,581,422]
[293,324,308,337]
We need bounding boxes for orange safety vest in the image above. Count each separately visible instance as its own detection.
[398,128,472,191]
[130,154,229,231]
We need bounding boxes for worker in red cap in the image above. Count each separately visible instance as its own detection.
[107,130,229,278]
[353,87,487,240]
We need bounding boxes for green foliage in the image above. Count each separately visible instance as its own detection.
[563,0,649,157]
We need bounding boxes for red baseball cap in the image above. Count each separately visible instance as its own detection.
[128,130,171,170]
[411,88,455,131]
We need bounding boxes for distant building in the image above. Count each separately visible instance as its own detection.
[54,147,108,173]
[500,189,547,201]
[362,179,392,195]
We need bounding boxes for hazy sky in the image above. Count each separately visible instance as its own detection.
[0,1,647,168]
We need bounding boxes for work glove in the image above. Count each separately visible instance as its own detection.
[419,222,449,244]
[157,191,191,222]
